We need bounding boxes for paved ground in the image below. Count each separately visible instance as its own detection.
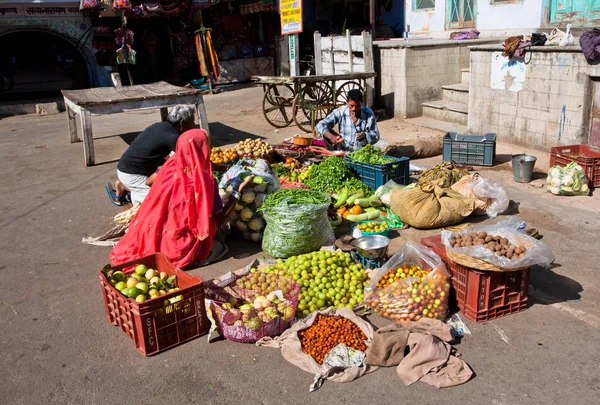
[1,86,599,404]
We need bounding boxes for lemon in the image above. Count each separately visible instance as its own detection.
[136,282,149,295]
[126,277,138,288]
[112,271,126,282]
[115,281,127,291]
[135,294,146,303]
[135,264,147,276]
[145,269,157,280]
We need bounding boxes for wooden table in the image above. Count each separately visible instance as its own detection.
[61,81,210,166]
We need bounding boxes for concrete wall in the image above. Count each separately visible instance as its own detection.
[469,46,595,150]
[405,0,544,38]
[375,40,489,119]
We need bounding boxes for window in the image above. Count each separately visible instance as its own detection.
[415,0,436,10]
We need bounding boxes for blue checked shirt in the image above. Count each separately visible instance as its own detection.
[316,106,380,152]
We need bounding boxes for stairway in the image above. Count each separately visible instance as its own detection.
[418,68,470,129]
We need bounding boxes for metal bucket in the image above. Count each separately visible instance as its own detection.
[511,154,537,183]
[351,235,390,259]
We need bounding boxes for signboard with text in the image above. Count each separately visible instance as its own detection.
[280,0,302,35]
[0,3,81,17]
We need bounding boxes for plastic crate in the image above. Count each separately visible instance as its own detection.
[549,144,600,188]
[345,155,410,189]
[443,132,496,166]
[99,253,209,356]
[420,235,530,323]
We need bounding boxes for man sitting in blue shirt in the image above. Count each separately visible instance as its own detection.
[316,89,380,152]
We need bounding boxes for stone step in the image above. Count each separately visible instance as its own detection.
[441,83,469,104]
[461,68,471,84]
[405,116,469,134]
[422,100,468,126]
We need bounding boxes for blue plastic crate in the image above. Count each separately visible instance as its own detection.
[345,155,410,189]
[443,133,496,166]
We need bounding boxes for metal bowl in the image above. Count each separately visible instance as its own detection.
[351,235,391,259]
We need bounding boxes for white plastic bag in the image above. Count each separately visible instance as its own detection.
[546,162,589,196]
[451,174,509,218]
[375,180,405,207]
[559,24,575,46]
[441,221,554,270]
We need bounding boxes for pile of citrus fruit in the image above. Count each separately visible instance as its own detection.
[357,221,388,234]
[210,147,238,164]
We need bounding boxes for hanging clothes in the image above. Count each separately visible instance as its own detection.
[114,28,134,46]
[502,35,523,58]
[116,45,136,64]
[195,30,220,80]
[580,28,600,61]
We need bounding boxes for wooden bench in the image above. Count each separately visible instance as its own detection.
[61,81,210,166]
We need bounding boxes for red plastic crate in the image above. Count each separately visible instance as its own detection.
[99,253,209,356]
[420,235,530,323]
[550,144,600,188]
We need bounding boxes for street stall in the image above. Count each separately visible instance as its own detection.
[95,139,557,391]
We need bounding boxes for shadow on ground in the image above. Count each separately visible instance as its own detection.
[529,263,583,305]
[209,122,267,147]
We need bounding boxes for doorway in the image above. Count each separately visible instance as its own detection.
[590,79,600,148]
[447,0,477,29]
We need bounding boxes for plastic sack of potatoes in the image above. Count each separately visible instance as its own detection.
[441,223,555,270]
[364,242,451,323]
[450,174,509,218]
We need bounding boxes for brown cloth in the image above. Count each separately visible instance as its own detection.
[502,35,524,58]
[383,138,443,159]
[365,318,473,388]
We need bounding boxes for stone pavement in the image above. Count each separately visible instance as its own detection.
[1,86,599,404]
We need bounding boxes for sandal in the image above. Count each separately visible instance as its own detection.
[105,183,131,206]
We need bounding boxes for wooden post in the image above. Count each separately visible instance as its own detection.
[79,109,95,166]
[66,104,80,143]
[369,0,375,39]
[313,31,323,75]
[346,29,354,73]
[362,31,374,108]
[160,107,168,122]
[329,37,335,75]
[289,34,300,76]
[195,96,210,136]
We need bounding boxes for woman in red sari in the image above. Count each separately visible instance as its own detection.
[110,129,252,268]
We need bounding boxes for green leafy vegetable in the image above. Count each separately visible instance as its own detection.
[304,156,353,193]
[348,145,395,164]
[260,188,331,209]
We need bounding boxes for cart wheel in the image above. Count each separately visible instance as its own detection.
[292,82,334,133]
[262,84,295,128]
[335,81,364,107]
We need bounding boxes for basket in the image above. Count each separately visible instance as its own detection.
[443,132,496,166]
[99,253,209,356]
[352,220,390,237]
[549,144,600,188]
[206,271,300,343]
[445,249,529,272]
[292,135,314,146]
[345,155,410,189]
[272,144,315,160]
[421,235,530,322]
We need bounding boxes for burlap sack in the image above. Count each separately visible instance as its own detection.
[390,183,476,229]
[257,307,377,382]
[383,138,442,159]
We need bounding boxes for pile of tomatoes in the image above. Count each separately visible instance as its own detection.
[375,265,430,289]
[298,314,368,364]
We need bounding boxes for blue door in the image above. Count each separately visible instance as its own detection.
[550,0,600,24]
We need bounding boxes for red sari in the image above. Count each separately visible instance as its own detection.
[110,129,216,268]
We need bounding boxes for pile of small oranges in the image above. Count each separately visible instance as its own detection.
[210,147,238,164]
[375,265,430,289]
[298,314,368,364]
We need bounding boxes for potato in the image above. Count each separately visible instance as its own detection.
[477,232,487,239]
[520,246,527,253]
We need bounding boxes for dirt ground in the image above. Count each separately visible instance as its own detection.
[1,86,600,404]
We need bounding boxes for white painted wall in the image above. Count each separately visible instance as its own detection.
[405,0,545,37]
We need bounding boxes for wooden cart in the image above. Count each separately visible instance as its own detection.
[252,72,376,133]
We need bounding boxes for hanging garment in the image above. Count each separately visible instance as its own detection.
[514,41,531,59]
[113,0,131,9]
[450,30,480,40]
[80,0,102,10]
[110,130,219,269]
[559,24,575,46]
[205,30,221,81]
[195,33,210,77]
[114,28,134,45]
[546,28,566,46]
[580,28,600,60]
[116,45,136,64]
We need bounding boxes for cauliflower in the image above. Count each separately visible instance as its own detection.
[241,190,256,204]
[562,174,574,187]
[250,232,262,242]
[253,183,267,193]
[235,220,248,232]
[248,217,265,232]
[254,193,266,208]
[548,186,560,195]
[581,184,589,193]
[550,178,561,188]
[240,207,254,221]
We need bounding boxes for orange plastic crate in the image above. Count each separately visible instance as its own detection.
[550,144,600,188]
[99,253,209,356]
[420,235,530,323]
